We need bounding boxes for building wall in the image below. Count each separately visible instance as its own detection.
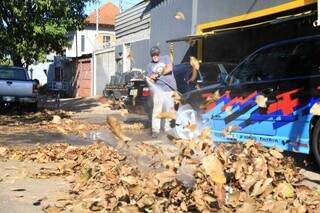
[196,0,293,25]
[130,39,150,71]
[115,1,151,73]
[95,32,116,49]
[93,48,116,96]
[115,1,151,39]
[149,0,193,65]
[30,62,51,86]
[117,0,302,68]
[149,0,313,64]
[65,25,115,58]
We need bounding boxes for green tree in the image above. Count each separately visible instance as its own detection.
[0,0,95,68]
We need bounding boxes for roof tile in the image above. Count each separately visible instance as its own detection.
[86,2,119,26]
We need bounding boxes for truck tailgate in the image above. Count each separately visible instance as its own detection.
[0,80,34,97]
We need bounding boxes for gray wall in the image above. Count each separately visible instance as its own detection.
[120,0,299,66]
[196,0,293,25]
[95,50,116,95]
[130,39,150,70]
[149,0,293,65]
[150,0,193,64]
[115,1,150,38]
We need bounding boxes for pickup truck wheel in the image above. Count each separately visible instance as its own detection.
[28,103,38,112]
[311,119,320,166]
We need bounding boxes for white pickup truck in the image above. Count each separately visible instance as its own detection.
[0,66,39,111]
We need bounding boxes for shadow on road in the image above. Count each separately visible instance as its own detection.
[285,151,319,172]
[0,130,91,146]
[45,97,100,112]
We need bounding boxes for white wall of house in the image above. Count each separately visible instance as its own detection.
[29,53,56,85]
[29,62,51,86]
[65,26,115,58]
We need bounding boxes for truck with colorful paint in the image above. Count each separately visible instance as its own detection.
[178,35,320,166]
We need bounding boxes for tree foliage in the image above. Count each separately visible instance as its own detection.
[0,0,95,67]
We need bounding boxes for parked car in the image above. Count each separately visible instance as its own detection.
[125,62,236,115]
[181,35,320,165]
[0,66,39,111]
[103,70,145,101]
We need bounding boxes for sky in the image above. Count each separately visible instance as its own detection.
[85,0,141,15]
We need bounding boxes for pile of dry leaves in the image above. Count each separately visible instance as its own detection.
[0,110,101,138]
[0,109,73,126]
[97,96,126,110]
[1,128,320,212]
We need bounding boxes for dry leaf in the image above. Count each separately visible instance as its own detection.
[250,178,273,197]
[228,191,241,207]
[225,106,232,115]
[206,90,220,102]
[270,149,284,159]
[0,147,7,156]
[137,195,155,208]
[185,122,197,132]
[215,184,226,207]
[222,126,240,137]
[171,91,182,105]
[106,116,132,142]
[51,115,61,124]
[120,176,139,185]
[240,174,258,193]
[259,199,274,211]
[121,123,144,130]
[236,201,256,213]
[193,189,206,211]
[310,103,320,115]
[202,155,226,184]
[155,111,176,120]
[271,201,287,213]
[274,182,295,198]
[42,205,64,213]
[233,159,247,180]
[118,205,140,213]
[119,109,129,117]
[199,128,211,140]
[155,170,176,187]
[114,185,128,199]
[255,95,268,108]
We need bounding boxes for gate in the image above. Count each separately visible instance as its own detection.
[93,48,116,96]
[76,58,92,97]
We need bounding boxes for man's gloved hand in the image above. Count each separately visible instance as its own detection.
[150,73,160,81]
[156,67,165,75]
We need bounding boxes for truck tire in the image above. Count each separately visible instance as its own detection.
[175,104,202,139]
[29,103,38,112]
[311,118,320,166]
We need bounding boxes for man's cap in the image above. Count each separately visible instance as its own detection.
[150,46,160,56]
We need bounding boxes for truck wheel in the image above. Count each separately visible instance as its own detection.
[311,118,320,166]
[29,103,38,112]
[175,104,202,139]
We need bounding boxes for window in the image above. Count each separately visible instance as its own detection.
[285,40,320,77]
[230,38,320,85]
[81,35,85,52]
[103,35,110,48]
[0,68,27,80]
[54,67,63,81]
[230,42,296,84]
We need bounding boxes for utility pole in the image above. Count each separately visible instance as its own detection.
[95,0,100,50]
[96,5,99,32]
[119,0,123,12]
